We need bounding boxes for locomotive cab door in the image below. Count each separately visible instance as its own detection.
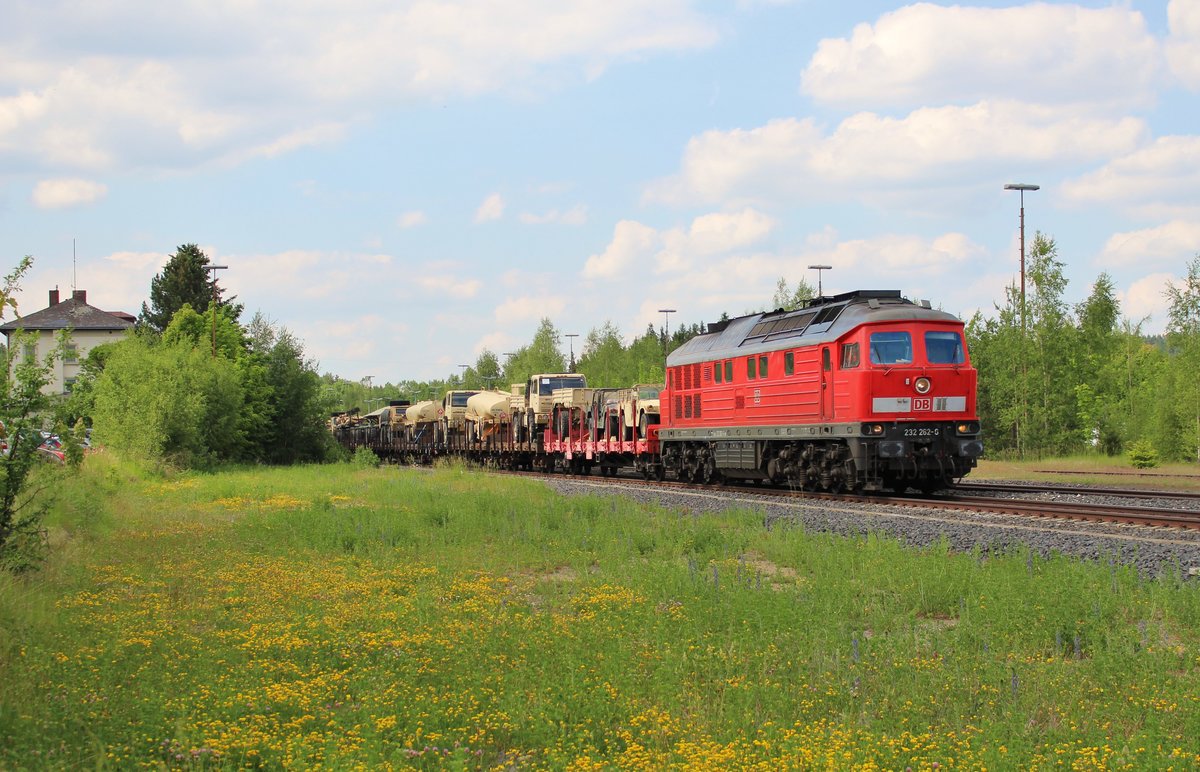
[820,345,834,420]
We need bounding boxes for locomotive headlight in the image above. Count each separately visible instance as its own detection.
[861,423,885,436]
[956,421,980,435]
[914,377,932,395]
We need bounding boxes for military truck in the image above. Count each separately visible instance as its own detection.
[439,389,479,446]
[465,390,510,442]
[549,386,594,438]
[619,384,662,439]
[513,373,587,443]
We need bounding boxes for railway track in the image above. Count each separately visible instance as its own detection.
[956,480,1200,503]
[490,466,1200,531]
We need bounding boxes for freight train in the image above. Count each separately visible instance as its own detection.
[333,290,983,493]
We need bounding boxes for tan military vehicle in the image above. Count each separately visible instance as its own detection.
[620,384,662,439]
[440,390,479,445]
[405,400,439,441]
[550,386,594,438]
[513,373,587,442]
[465,390,510,441]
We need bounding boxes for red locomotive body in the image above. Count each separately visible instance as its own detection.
[659,290,982,492]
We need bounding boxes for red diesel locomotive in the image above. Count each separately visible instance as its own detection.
[657,290,983,492]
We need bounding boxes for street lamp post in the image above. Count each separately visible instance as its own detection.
[565,333,578,372]
[657,308,676,356]
[808,264,832,299]
[204,264,228,357]
[1004,183,1039,331]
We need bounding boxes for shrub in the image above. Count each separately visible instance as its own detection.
[1126,439,1159,469]
[350,447,379,469]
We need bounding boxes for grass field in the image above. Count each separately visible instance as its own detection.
[1,456,1199,769]
[975,457,1200,491]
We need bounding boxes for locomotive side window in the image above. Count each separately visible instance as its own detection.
[747,357,757,380]
[724,360,733,382]
[714,361,723,383]
[759,355,768,378]
[842,343,860,369]
[925,331,965,364]
[869,331,912,365]
[822,348,831,372]
[784,351,794,376]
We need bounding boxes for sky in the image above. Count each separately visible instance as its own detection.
[3,0,1199,383]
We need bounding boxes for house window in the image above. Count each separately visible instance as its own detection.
[22,343,36,361]
[64,344,78,363]
[64,377,76,394]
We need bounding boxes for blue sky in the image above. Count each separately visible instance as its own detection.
[3,0,1199,382]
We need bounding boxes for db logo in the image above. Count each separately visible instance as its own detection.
[913,398,932,411]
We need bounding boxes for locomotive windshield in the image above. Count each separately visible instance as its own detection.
[925,331,965,364]
[538,376,586,395]
[869,331,912,365]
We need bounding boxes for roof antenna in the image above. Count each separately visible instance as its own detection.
[72,238,77,291]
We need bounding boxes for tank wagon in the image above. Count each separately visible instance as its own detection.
[336,290,982,492]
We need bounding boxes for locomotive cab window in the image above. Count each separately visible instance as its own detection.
[841,343,860,369]
[747,357,757,379]
[925,331,965,364]
[784,351,794,376]
[869,331,912,365]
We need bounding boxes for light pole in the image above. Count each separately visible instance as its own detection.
[565,333,578,372]
[458,364,469,386]
[1004,183,1039,331]
[658,308,676,356]
[204,264,228,357]
[808,264,832,299]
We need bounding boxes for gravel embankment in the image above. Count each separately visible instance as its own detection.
[539,477,1200,580]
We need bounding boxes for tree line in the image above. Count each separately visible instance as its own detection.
[67,245,337,467]
[969,233,1200,463]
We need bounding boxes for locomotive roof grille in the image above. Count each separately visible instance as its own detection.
[668,290,961,367]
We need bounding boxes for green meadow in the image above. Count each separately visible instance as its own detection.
[1,457,1198,769]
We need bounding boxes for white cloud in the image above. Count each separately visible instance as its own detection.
[583,220,662,280]
[519,204,588,225]
[417,275,483,299]
[31,178,107,208]
[584,208,775,281]
[646,105,1145,206]
[495,294,566,323]
[1168,0,1200,89]
[474,192,505,223]
[1120,272,1176,329]
[0,1,718,175]
[397,210,428,228]
[1061,136,1200,218]
[1096,220,1200,270]
[801,4,1161,110]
